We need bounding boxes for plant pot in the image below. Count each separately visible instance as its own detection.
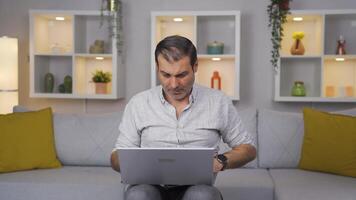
[278,0,290,10]
[290,39,305,55]
[95,83,108,94]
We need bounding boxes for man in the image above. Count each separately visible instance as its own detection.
[111,35,256,200]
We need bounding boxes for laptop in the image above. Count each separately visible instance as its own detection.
[117,147,216,185]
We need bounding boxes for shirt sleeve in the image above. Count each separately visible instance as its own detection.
[113,98,141,151]
[220,97,256,148]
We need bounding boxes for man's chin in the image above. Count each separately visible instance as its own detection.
[169,93,187,101]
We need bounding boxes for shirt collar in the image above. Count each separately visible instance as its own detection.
[159,84,197,105]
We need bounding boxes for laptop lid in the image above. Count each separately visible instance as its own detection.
[117,148,215,185]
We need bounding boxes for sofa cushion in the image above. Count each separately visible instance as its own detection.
[215,169,274,200]
[218,107,258,168]
[258,108,356,168]
[0,166,124,200]
[0,108,61,173]
[13,106,122,167]
[299,108,356,177]
[269,169,356,200]
[54,112,122,166]
[258,109,304,168]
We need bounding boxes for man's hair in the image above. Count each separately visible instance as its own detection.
[155,35,197,68]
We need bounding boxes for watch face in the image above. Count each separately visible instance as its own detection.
[217,154,227,162]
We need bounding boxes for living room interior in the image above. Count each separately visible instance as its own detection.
[1,0,356,200]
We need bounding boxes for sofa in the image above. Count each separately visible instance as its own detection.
[0,106,355,200]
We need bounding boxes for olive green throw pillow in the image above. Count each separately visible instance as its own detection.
[0,108,62,173]
[299,108,356,177]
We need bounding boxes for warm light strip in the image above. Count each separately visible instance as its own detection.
[55,17,65,21]
[212,57,221,61]
[293,17,303,22]
[335,57,345,62]
[95,57,104,60]
[173,18,183,22]
[0,36,18,114]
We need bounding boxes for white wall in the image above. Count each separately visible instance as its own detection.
[0,0,356,113]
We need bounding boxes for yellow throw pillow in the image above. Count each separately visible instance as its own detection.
[0,108,62,173]
[299,108,356,177]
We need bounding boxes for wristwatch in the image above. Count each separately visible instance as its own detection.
[216,154,228,171]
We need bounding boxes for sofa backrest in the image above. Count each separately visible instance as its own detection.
[53,112,122,166]
[13,105,123,167]
[257,107,356,169]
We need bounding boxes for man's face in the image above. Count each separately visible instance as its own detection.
[157,54,197,102]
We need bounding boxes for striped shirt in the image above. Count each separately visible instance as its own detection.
[114,84,254,150]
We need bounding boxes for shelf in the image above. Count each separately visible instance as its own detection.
[30,10,124,99]
[322,57,356,98]
[281,14,323,56]
[74,15,112,54]
[74,56,113,96]
[33,55,73,94]
[279,57,322,97]
[325,14,356,55]
[198,54,235,59]
[275,10,356,102]
[32,13,73,54]
[196,57,237,99]
[151,11,240,100]
[275,96,356,102]
[153,15,196,45]
[280,55,322,59]
[197,15,236,55]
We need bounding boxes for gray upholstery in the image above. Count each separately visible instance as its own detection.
[269,169,356,200]
[0,166,125,200]
[215,169,274,200]
[5,105,356,200]
[54,112,122,166]
[258,109,304,168]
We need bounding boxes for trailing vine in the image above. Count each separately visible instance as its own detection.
[267,0,290,72]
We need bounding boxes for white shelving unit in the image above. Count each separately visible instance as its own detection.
[275,10,356,102]
[29,10,124,99]
[151,11,241,100]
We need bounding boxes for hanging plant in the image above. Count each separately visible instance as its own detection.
[100,0,123,54]
[267,0,291,71]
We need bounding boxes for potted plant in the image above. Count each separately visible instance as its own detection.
[92,70,112,94]
[267,0,291,71]
[100,0,123,54]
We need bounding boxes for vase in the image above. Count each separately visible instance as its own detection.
[278,0,290,10]
[95,83,108,94]
[107,0,119,12]
[44,73,54,93]
[290,39,305,55]
[207,41,224,54]
[291,81,306,96]
[211,71,221,90]
[63,75,72,93]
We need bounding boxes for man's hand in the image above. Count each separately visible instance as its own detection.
[110,150,121,172]
[213,158,224,173]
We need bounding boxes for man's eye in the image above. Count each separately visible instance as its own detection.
[163,74,170,78]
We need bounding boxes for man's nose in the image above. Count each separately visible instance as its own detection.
[169,77,178,88]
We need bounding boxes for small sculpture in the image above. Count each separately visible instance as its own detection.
[336,35,346,55]
[89,40,105,54]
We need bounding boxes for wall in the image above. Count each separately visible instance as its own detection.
[0,0,356,114]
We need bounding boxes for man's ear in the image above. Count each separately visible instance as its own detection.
[193,62,198,73]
